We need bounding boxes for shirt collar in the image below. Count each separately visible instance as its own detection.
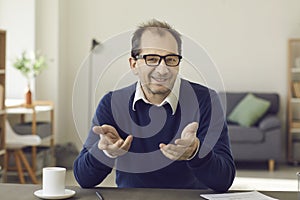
[132,77,181,115]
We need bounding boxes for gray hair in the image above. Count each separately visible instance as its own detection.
[131,19,182,58]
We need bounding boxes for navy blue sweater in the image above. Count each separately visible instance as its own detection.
[73,79,235,192]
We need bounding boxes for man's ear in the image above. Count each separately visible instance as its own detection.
[129,57,138,75]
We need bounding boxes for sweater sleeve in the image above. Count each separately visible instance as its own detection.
[188,90,236,192]
[73,92,116,188]
[73,145,114,188]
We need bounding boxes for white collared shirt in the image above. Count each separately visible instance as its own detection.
[132,77,181,115]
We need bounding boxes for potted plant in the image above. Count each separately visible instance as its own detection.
[13,51,47,105]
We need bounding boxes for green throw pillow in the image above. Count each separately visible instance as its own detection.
[228,93,271,127]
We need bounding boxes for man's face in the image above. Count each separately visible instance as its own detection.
[130,30,180,101]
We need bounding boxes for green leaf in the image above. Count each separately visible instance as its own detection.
[12,50,48,79]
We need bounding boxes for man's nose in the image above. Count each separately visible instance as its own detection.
[155,59,168,74]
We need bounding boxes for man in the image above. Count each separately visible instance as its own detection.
[73,19,235,192]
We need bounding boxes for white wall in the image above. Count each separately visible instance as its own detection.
[35,0,59,102]
[0,0,62,143]
[2,0,300,161]
[0,0,35,98]
[35,0,61,141]
[58,0,300,161]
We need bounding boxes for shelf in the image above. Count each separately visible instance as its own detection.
[293,133,300,144]
[288,38,300,162]
[290,98,300,103]
[291,68,300,73]
[291,121,300,129]
[291,128,300,133]
[0,30,5,173]
[0,149,5,156]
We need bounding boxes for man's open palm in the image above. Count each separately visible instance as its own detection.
[159,122,199,160]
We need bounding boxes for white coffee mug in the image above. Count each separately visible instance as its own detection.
[42,167,66,196]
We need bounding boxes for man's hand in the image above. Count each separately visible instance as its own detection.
[159,122,199,160]
[93,125,133,158]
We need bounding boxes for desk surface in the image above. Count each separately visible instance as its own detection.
[0,183,297,200]
[6,106,53,114]
[5,99,54,114]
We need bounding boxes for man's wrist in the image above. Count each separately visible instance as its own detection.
[103,150,118,159]
[187,138,200,160]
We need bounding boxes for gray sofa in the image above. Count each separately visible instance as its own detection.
[219,92,281,171]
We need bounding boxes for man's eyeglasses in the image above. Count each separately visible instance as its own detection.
[135,54,182,67]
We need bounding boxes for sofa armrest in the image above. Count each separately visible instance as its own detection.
[258,116,281,131]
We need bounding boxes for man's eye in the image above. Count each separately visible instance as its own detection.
[166,57,178,64]
[147,57,159,63]
[166,58,176,62]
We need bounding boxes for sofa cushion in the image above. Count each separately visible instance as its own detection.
[258,115,281,131]
[228,93,271,127]
[13,122,51,139]
[218,92,279,117]
[228,125,264,143]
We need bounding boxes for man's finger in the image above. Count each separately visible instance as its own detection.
[175,138,194,147]
[93,126,104,135]
[159,143,166,149]
[160,145,183,160]
[98,142,108,150]
[160,146,176,159]
[120,135,133,151]
[161,150,176,160]
[166,144,186,153]
[93,125,119,140]
[106,139,124,151]
[181,122,198,140]
[182,122,198,135]
[101,125,118,134]
[160,144,185,155]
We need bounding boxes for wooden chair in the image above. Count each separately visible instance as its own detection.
[5,120,41,184]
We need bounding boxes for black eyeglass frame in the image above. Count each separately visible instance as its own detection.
[135,54,183,67]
